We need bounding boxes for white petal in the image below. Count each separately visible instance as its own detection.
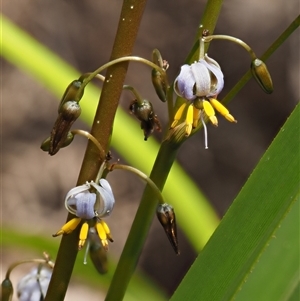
[90,179,115,217]
[201,58,224,96]
[191,61,211,97]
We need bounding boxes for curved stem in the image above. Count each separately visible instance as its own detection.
[221,15,300,106]
[5,258,54,279]
[71,129,106,160]
[203,34,257,60]
[109,163,165,205]
[76,56,166,100]
[123,85,144,104]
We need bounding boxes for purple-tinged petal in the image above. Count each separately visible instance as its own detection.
[74,191,96,219]
[174,64,196,100]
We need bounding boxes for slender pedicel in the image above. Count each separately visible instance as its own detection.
[108,163,165,205]
[202,34,257,60]
[76,56,167,100]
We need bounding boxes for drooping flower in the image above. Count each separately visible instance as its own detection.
[53,179,115,250]
[172,54,236,144]
[17,267,52,301]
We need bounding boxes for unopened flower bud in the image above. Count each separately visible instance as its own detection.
[1,278,13,301]
[151,69,167,102]
[156,203,179,254]
[58,79,84,113]
[48,101,81,155]
[40,131,74,152]
[251,58,273,94]
[129,99,161,141]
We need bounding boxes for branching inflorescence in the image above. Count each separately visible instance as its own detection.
[2,27,273,301]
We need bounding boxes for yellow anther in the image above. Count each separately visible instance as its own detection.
[185,104,194,136]
[78,222,89,250]
[52,217,82,237]
[224,114,237,123]
[95,221,109,249]
[171,102,187,128]
[203,100,218,126]
[209,99,237,123]
[95,222,106,240]
[192,107,200,128]
[100,220,111,237]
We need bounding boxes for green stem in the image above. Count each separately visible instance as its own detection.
[44,1,148,300]
[109,164,165,205]
[222,15,300,106]
[77,56,166,100]
[123,85,144,104]
[186,0,224,64]
[5,258,54,279]
[203,35,257,60]
[105,140,180,301]
[105,1,224,300]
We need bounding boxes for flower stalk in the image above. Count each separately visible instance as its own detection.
[44,0,149,300]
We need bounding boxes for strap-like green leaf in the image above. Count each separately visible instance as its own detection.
[170,104,300,301]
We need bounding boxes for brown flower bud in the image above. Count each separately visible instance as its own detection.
[129,99,161,141]
[156,203,180,254]
[49,101,81,155]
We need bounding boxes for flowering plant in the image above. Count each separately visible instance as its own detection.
[1,1,299,301]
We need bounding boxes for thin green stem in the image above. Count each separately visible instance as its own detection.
[44,1,148,300]
[123,85,144,104]
[186,0,224,63]
[203,35,257,60]
[71,129,105,160]
[109,164,165,205]
[5,258,54,280]
[222,14,300,106]
[76,56,166,100]
[105,140,181,301]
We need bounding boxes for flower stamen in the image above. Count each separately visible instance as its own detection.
[78,222,89,250]
[171,102,187,129]
[52,217,82,237]
[209,99,237,123]
[202,100,218,126]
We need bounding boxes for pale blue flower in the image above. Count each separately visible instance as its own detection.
[17,267,51,301]
[174,55,224,100]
